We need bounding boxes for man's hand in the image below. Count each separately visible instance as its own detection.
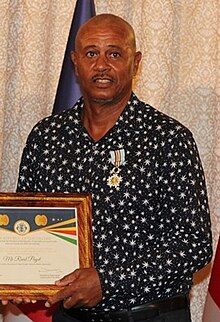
[1,298,36,305]
[45,267,102,309]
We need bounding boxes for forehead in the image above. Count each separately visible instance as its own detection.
[76,24,133,50]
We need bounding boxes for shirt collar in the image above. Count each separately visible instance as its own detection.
[71,92,143,144]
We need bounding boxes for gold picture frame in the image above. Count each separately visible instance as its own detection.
[0,192,93,300]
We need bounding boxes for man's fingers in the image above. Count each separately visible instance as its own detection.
[23,298,31,304]
[46,285,76,307]
[1,300,9,305]
[1,298,36,305]
[12,297,23,305]
[55,270,79,286]
[46,268,102,309]
[63,296,76,309]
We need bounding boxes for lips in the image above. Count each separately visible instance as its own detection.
[95,78,111,84]
[92,75,114,84]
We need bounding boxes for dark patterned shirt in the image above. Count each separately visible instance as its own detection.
[17,93,212,311]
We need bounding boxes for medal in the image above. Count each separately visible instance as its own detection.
[107,168,122,188]
[107,149,125,188]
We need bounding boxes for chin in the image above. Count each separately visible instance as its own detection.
[91,96,115,104]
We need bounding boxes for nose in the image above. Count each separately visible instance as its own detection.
[94,54,110,72]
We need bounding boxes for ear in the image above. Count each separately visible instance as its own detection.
[71,51,79,76]
[133,51,142,77]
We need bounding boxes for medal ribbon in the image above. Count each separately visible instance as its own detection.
[110,149,125,167]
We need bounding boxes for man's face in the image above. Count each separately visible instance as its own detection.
[72,23,141,105]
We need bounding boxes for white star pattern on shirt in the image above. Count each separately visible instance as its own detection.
[17,93,212,311]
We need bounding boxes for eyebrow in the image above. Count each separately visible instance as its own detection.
[83,45,123,51]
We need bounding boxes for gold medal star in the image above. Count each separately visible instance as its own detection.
[107,174,122,187]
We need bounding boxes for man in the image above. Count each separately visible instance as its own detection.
[16,14,212,322]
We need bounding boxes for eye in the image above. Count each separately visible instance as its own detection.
[109,52,121,59]
[86,51,97,58]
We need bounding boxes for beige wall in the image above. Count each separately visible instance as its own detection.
[0,1,219,321]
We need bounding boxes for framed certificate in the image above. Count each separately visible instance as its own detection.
[0,192,93,300]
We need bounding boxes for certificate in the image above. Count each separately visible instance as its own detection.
[0,192,93,299]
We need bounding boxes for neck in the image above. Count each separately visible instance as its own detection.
[82,94,131,141]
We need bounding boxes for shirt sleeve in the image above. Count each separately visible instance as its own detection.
[97,128,213,301]
[17,124,42,192]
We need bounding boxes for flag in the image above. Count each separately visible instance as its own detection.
[52,0,96,114]
[203,236,220,322]
[3,1,96,321]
